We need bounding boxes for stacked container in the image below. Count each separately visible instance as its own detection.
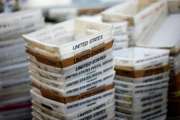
[23,19,115,120]
[0,10,44,120]
[113,47,170,120]
[136,14,180,117]
[102,0,168,46]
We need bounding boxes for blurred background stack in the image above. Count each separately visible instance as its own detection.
[136,14,180,119]
[102,0,168,46]
[0,10,45,120]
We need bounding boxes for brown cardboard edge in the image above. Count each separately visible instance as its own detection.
[115,64,170,78]
[26,40,113,68]
[32,79,114,104]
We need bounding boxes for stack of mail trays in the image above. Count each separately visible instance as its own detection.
[113,47,170,120]
[0,10,45,120]
[23,19,115,120]
[102,0,167,46]
[136,14,180,117]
